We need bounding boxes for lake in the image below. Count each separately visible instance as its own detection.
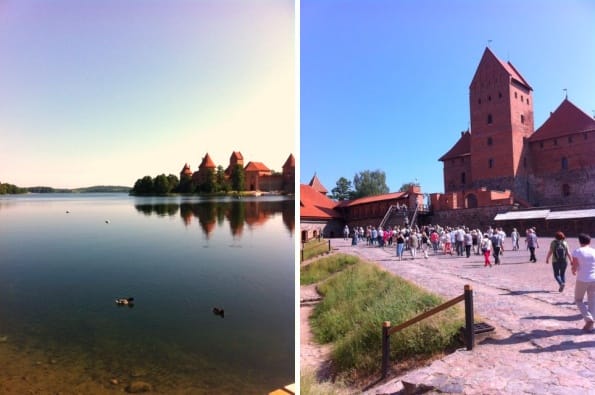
[0,193,295,394]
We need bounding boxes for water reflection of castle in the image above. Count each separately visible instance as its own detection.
[135,199,294,238]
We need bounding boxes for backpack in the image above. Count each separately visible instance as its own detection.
[490,235,501,248]
[554,241,566,262]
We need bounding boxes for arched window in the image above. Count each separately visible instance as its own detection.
[461,172,466,185]
[521,114,525,124]
[487,114,493,124]
[487,137,493,146]
[561,157,568,170]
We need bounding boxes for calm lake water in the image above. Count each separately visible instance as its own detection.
[0,193,295,393]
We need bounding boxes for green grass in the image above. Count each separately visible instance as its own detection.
[300,369,350,395]
[301,254,358,285]
[308,257,465,381]
[301,239,331,261]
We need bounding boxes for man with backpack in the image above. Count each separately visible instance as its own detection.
[546,231,572,292]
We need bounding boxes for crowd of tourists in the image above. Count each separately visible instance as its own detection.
[343,223,595,333]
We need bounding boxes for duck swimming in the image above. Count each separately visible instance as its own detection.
[115,297,134,306]
[212,307,224,317]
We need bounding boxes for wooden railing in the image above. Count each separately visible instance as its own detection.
[381,285,475,379]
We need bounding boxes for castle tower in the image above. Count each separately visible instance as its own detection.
[469,47,534,194]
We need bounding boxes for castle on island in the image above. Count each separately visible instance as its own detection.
[180,151,295,194]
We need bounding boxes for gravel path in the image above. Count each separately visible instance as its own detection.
[303,236,595,395]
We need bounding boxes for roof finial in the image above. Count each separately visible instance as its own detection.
[563,88,567,99]
[487,39,492,48]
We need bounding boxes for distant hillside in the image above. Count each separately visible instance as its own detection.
[25,185,131,193]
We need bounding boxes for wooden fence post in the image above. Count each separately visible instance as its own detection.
[328,239,331,253]
[381,321,391,379]
[464,284,474,350]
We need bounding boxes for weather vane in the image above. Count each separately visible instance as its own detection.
[563,88,567,99]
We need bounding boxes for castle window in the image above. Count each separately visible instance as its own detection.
[562,184,570,197]
[521,114,525,124]
[554,139,558,146]
[487,137,493,146]
[478,98,481,104]
[584,133,588,140]
[487,114,493,124]
[561,157,568,170]
[523,157,527,168]
[568,136,573,143]
[526,98,530,105]
[521,95,524,102]
[488,95,492,101]
[498,92,502,98]
[514,92,517,99]
[540,142,544,148]
[461,172,466,184]
[488,158,494,169]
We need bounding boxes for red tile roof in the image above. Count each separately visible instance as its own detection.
[338,191,406,207]
[244,161,270,172]
[487,47,532,90]
[308,173,328,194]
[180,163,193,176]
[529,99,595,142]
[439,131,471,161]
[199,153,216,169]
[300,184,341,219]
[230,151,243,160]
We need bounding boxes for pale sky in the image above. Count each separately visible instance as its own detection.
[0,0,295,188]
[301,0,594,195]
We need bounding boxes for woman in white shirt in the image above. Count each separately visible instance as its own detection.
[571,233,595,333]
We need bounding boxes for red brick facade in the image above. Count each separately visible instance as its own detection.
[182,152,295,193]
[439,47,595,208]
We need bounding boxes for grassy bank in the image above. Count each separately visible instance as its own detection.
[301,253,358,284]
[301,239,332,261]
[302,254,465,383]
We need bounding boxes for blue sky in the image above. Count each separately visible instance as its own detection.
[0,0,295,188]
[300,0,594,196]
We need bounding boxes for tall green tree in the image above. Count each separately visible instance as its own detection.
[352,170,389,198]
[132,175,154,195]
[215,166,229,192]
[231,164,245,191]
[153,174,171,195]
[201,169,216,193]
[331,177,354,200]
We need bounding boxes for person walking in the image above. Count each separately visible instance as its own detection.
[526,228,539,262]
[511,228,520,251]
[464,230,473,258]
[481,234,492,267]
[490,232,503,265]
[396,231,406,261]
[571,233,595,333]
[409,231,419,259]
[545,231,572,292]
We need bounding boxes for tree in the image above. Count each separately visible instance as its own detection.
[201,169,216,193]
[167,174,179,192]
[231,164,245,191]
[399,181,420,192]
[215,166,229,192]
[132,175,154,195]
[153,174,171,195]
[352,170,389,198]
[331,177,354,200]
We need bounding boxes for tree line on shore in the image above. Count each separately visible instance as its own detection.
[130,165,246,196]
[0,182,131,194]
[330,169,418,201]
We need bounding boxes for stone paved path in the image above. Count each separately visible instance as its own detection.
[322,237,595,394]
